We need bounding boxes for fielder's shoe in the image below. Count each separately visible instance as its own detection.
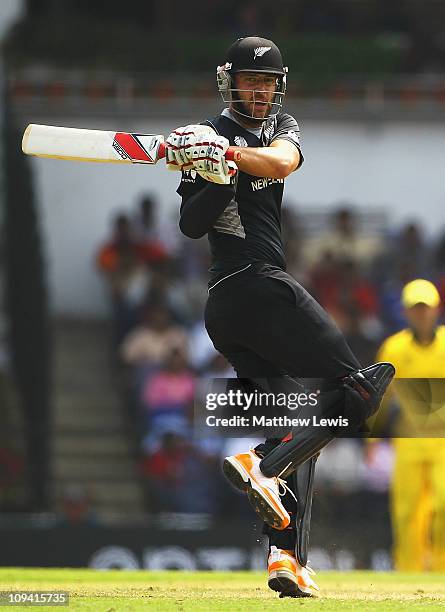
[267,546,320,598]
[222,449,294,530]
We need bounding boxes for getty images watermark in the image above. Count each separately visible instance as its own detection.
[194,381,350,436]
[193,377,445,439]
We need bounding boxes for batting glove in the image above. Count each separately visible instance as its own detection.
[165,124,216,171]
[189,136,238,185]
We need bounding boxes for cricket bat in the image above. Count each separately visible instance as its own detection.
[21,124,241,165]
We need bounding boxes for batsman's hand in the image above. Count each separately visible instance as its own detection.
[165,124,215,171]
[165,125,238,185]
[189,136,238,185]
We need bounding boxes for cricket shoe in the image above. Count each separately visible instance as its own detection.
[267,546,320,598]
[222,449,294,530]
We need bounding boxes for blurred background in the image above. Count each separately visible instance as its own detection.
[0,0,445,571]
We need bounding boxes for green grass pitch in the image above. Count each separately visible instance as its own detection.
[1,569,445,611]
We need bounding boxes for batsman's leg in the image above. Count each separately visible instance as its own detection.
[259,440,319,597]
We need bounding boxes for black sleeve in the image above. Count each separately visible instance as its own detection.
[178,177,235,239]
[270,113,304,169]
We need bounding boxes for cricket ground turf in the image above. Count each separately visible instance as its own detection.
[1,569,445,611]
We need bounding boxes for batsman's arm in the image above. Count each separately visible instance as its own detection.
[232,140,301,179]
[179,182,235,239]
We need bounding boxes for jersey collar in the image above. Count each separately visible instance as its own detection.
[221,108,263,137]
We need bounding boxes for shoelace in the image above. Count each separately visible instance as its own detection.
[247,451,299,504]
[275,462,298,504]
[299,564,320,591]
[301,565,317,577]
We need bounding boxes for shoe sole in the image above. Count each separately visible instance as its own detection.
[269,571,314,598]
[222,457,248,492]
[223,457,288,530]
[279,588,314,598]
[268,570,297,594]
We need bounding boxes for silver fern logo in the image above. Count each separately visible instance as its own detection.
[254,46,271,60]
[234,136,248,147]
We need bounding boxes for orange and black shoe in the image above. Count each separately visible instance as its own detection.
[267,546,320,598]
[223,449,292,530]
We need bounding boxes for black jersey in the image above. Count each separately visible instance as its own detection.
[177,111,303,284]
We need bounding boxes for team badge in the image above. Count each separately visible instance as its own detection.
[234,136,248,147]
[254,46,271,60]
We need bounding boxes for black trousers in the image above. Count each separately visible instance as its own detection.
[205,263,361,552]
[205,263,360,379]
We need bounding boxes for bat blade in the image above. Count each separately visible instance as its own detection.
[22,124,164,164]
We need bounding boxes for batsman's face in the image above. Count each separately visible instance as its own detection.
[234,72,277,119]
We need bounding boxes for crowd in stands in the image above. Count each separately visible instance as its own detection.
[19,0,445,77]
[96,194,445,515]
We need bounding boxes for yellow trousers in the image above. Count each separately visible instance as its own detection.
[391,438,445,571]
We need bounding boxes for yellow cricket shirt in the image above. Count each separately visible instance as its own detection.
[376,326,445,436]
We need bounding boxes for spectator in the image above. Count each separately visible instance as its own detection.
[303,206,383,271]
[57,484,98,526]
[140,433,221,513]
[140,433,188,511]
[372,222,430,287]
[307,249,341,311]
[336,259,382,337]
[309,258,381,339]
[120,303,188,368]
[96,212,150,344]
[338,306,381,367]
[132,194,171,260]
[141,348,195,449]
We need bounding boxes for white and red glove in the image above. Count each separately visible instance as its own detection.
[189,136,238,185]
[165,124,208,171]
[165,124,238,185]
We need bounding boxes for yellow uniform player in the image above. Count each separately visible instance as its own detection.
[376,279,445,571]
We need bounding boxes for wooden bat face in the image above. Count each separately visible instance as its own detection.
[22,124,165,164]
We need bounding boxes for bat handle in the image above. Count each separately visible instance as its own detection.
[226,147,241,162]
[158,142,241,163]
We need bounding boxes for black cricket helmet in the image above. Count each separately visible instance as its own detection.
[217,36,288,122]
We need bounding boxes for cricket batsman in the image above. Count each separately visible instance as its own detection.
[165,36,394,597]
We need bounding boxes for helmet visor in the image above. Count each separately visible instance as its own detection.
[221,87,285,120]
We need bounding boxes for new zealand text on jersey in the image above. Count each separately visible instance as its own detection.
[251,177,285,191]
